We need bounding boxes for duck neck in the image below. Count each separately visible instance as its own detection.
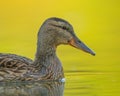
[33,37,64,80]
[34,42,56,67]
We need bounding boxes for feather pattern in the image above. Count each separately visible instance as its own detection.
[0,17,95,82]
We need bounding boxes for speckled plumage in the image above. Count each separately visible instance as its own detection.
[0,17,95,82]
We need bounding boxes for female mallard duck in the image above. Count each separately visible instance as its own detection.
[0,17,95,82]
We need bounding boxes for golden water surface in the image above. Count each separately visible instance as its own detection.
[0,0,120,96]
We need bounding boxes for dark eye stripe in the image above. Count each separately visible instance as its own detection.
[62,26,69,30]
[50,24,69,31]
[50,23,75,36]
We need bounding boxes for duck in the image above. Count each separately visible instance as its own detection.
[0,17,95,82]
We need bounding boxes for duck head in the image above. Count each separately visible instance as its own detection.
[38,17,95,56]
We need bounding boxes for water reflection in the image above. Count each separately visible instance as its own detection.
[0,81,64,96]
[0,71,119,96]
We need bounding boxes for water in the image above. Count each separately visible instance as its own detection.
[0,71,119,96]
[0,81,64,96]
[65,71,120,96]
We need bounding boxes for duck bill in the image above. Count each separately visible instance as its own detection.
[69,38,95,56]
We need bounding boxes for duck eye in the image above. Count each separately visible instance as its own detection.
[62,26,69,30]
[62,26,66,29]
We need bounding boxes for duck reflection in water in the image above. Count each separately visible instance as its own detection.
[0,81,64,96]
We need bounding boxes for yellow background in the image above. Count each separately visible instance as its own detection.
[0,0,119,72]
[0,0,120,95]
